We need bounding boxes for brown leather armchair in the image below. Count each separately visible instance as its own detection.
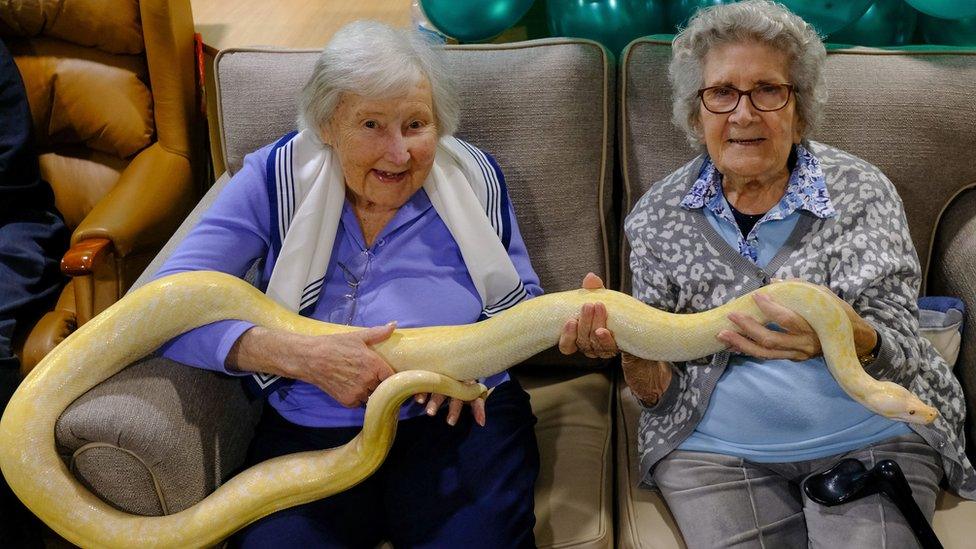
[0,0,203,373]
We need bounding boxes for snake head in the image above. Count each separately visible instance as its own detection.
[867,382,939,425]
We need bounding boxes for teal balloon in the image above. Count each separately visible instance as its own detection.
[546,0,670,54]
[420,0,535,42]
[779,0,874,35]
[829,0,918,46]
[513,0,553,40]
[905,0,976,20]
[919,13,976,45]
[667,0,872,35]
[668,0,740,31]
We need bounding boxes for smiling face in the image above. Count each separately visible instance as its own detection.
[698,41,802,189]
[321,78,438,212]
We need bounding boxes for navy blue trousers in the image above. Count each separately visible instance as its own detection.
[0,208,68,546]
[0,208,68,387]
[1,38,69,545]
[231,378,539,549]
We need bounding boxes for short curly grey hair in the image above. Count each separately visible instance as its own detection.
[297,21,460,138]
[669,0,827,145]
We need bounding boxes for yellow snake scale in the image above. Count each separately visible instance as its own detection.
[0,270,938,547]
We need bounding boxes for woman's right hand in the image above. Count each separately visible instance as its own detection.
[558,272,620,359]
[227,323,397,407]
[621,353,673,406]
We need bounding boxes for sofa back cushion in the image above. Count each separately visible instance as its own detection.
[621,39,976,292]
[213,39,614,367]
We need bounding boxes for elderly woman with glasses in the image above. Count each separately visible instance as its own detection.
[151,22,541,547]
[566,1,975,546]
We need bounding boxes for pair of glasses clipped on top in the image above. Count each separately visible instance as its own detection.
[327,249,373,324]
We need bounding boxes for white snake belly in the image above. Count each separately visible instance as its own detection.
[0,271,937,547]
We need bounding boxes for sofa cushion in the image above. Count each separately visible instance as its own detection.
[41,150,126,230]
[13,55,154,157]
[620,40,976,293]
[519,369,613,549]
[615,385,685,549]
[918,296,965,368]
[215,39,616,297]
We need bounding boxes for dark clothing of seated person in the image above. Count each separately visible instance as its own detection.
[0,37,69,547]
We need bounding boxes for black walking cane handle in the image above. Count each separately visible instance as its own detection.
[875,460,943,549]
[802,458,943,549]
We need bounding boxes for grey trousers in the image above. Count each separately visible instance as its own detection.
[652,434,943,548]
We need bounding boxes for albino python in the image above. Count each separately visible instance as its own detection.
[0,270,937,547]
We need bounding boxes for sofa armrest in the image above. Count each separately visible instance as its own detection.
[928,187,976,456]
[55,356,261,515]
[71,142,196,257]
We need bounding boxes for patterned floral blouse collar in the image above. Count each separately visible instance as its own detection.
[680,142,836,220]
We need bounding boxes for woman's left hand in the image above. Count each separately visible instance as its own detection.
[414,382,486,427]
[717,281,877,360]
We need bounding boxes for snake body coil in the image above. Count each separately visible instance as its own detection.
[0,271,937,547]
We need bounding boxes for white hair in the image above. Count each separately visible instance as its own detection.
[297,21,460,137]
[669,0,828,145]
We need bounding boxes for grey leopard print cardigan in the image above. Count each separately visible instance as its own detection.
[624,140,976,498]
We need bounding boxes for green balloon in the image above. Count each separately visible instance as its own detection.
[829,0,918,46]
[919,13,976,45]
[779,0,874,35]
[667,0,874,36]
[905,0,976,20]
[668,0,739,31]
[546,0,670,54]
[420,0,536,42]
[513,0,553,40]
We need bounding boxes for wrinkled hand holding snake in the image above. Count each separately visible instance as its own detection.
[0,270,939,547]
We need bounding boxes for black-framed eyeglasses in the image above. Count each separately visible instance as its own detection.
[697,83,794,114]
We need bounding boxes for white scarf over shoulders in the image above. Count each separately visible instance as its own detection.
[266,128,526,318]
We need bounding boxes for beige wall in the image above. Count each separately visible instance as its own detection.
[191,0,412,52]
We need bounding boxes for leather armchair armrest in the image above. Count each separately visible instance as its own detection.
[64,143,197,323]
[60,238,115,324]
[71,142,197,258]
[20,308,77,377]
[19,284,77,375]
[928,186,976,457]
[55,356,260,516]
[61,238,113,276]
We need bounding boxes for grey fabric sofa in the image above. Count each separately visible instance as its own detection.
[54,38,976,547]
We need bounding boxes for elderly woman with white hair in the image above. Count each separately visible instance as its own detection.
[152,21,541,547]
[568,1,976,546]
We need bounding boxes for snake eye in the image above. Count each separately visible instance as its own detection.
[909,410,916,415]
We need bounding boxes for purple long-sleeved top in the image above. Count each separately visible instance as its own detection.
[155,141,542,427]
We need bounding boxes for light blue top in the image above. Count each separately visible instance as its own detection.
[677,145,911,462]
[155,140,542,428]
